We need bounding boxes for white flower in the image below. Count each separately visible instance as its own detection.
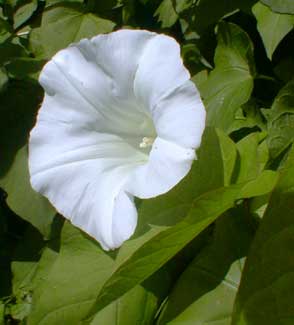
[29,30,206,250]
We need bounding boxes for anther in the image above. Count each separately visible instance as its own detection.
[139,137,154,148]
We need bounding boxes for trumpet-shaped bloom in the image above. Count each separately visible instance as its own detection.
[29,30,206,250]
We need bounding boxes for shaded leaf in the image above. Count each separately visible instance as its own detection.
[157,207,255,324]
[232,148,294,325]
[11,226,44,295]
[229,100,266,134]
[263,79,294,159]
[0,39,27,66]
[274,56,294,83]
[0,80,55,236]
[0,17,12,43]
[0,303,4,325]
[5,58,46,80]
[0,80,41,176]
[181,0,258,35]
[0,67,8,92]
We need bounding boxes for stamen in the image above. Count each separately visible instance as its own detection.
[139,137,154,148]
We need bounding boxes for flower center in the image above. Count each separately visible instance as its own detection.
[139,136,155,148]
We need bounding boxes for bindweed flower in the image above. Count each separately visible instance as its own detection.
[29,30,206,250]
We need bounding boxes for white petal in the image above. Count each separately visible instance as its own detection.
[124,137,196,199]
[29,117,145,250]
[112,191,137,248]
[69,167,138,250]
[39,41,153,141]
[134,34,190,111]
[152,81,206,149]
[85,29,155,101]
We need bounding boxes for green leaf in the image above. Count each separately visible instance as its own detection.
[9,301,31,322]
[27,222,166,324]
[200,22,255,133]
[45,0,83,7]
[5,58,46,80]
[174,0,193,14]
[29,3,116,58]
[253,2,294,60]
[261,0,294,14]
[90,285,159,325]
[263,79,294,159]
[191,70,208,89]
[0,146,55,237]
[0,39,27,66]
[182,0,257,35]
[86,0,120,16]
[11,226,44,295]
[0,80,55,236]
[0,67,8,92]
[13,0,38,29]
[274,56,294,83]
[87,170,277,319]
[29,216,63,302]
[232,149,294,325]
[157,207,255,324]
[229,100,266,133]
[0,80,41,175]
[0,202,12,300]
[0,302,4,325]
[154,0,178,28]
[234,132,269,184]
[27,223,114,324]
[0,17,12,43]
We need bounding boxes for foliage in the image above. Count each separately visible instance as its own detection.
[0,0,293,324]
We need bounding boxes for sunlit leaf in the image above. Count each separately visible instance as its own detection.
[234,132,269,183]
[253,2,294,60]
[27,222,166,324]
[0,146,55,237]
[29,3,115,58]
[13,0,38,29]
[261,0,294,14]
[154,0,178,28]
[200,22,255,133]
